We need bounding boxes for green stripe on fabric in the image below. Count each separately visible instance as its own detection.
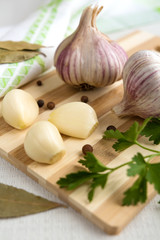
[156,7,160,13]
[0,0,63,94]
[0,78,9,88]
[2,86,14,95]
[47,0,69,7]
[36,56,46,72]
[3,68,17,77]
[12,76,23,86]
[23,0,63,72]
[35,9,58,44]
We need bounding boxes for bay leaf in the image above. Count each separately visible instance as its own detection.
[0,183,66,218]
[0,41,45,51]
[0,49,46,64]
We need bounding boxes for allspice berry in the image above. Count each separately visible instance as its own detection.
[81,95,89,103]
[47,102,55,110]
[82,144,93,155]
[37,99,44,108]
[106,125,116,131]
[36,80,42,86]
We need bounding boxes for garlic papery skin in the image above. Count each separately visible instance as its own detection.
[48,102,98,139]
[2,89,39,129]
[54,5,128,90]
[24,121,65,164]
[113,50,160,118]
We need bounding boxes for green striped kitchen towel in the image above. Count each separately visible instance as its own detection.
[0,0,74,97]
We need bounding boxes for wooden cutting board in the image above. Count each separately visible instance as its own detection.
[0,31,160,235]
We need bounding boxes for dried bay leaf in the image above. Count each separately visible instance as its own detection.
[0,183,66,218]
[0,41,45,51]
[0,49,46,64]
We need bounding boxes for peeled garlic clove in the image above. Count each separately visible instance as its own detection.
[48,102,98,139]
[2,89,39,129]
[54,5,128,90]
[24,121,65,164]
[113,50,160,118]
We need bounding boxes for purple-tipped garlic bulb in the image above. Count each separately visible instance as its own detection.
[54,5,128,90]
[114,50,160,119]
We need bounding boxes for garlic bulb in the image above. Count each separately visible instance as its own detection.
[113,50,160,118]
[24,121,65,164]
[2,89,39,129]
[54,5,128,90]
[48,102,98,139]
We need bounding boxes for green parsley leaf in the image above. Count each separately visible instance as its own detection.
[57,153,110,198]
[113,139,133,151]
[123,121,139,142]
[141,118,160,144]
[79,152,108,173]
[57,117,160,206]
[127,153,147,176]
[124,153,160,205]
[103,129,125,140]
[123,153,147,205]
[103,122,140,152]
[57,171,96,190]
[137,117,152,133]
[123,176,147,205]
[146,162,160,193]
[88,173,109,201]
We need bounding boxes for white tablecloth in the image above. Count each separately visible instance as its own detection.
[0,1,160,239]
[0,157,160,240]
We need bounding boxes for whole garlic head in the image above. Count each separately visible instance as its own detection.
[24,121,65,164]
[2,89,39,129]
[114,50,160,118]
[54,5,128,90]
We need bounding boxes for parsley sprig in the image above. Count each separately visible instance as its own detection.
[57,117,160,205]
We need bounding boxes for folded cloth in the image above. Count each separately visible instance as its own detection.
[0,0,160,98]
[0,0,74,97]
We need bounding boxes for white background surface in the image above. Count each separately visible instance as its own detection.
[0,0,45,26]
[0,1,160,240]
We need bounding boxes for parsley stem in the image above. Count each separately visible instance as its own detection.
[135,141,160,153]
[144,153,160,158]
[109,161,133,172]
[137,116,152,135]
[144,153,160,162]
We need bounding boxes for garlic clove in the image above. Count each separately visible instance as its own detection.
[54,5,128,90]
[2,89,39,129]
[113,50,160,118]
[24,121,65,164]
[48,102,98,139]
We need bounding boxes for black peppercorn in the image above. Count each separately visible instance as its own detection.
[106,125,116,131]
[36,80,42,86]
[82,144,93,155]
[47,102,55,110]
[81,95,89,103]
[37,99,44,108]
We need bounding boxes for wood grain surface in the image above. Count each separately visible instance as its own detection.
[0,31,160,235]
